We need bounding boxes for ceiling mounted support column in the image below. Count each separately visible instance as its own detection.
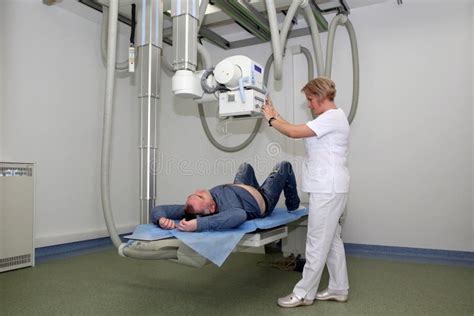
[171,0,199,71]
[136,0,163,224]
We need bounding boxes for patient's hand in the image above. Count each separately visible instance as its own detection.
[178,219,197,232]
[159,217,177,230]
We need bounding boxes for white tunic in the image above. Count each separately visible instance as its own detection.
[302,108,350,193]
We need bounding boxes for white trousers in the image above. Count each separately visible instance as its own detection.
[293,193,349,300]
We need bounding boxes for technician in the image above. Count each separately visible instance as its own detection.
[262,77,350,308]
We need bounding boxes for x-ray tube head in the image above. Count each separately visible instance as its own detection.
[214,55,265,119]
[214,60,242,89]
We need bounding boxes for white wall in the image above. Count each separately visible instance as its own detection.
[1,0,472,252]
[1,0,138,246]
[471,2,474,248]
[336,0,472,251]
[0,4,5,160]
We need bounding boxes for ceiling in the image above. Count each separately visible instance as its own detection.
[51,0,392,49]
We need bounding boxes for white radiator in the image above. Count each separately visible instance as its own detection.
[0,162,35,272]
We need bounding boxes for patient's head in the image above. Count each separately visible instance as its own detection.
[184,189,216,216]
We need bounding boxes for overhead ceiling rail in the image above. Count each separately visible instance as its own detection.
[79,0,133,26]
[59,0,330,50]
[240,0,270,27]
[198,26,232,49]
[312,0,350,15]
[205,0,328,49]
[309,1,329,31]
[163,12,231,50]
[211,0,272,42]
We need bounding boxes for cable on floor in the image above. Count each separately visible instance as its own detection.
[257,254,302,271]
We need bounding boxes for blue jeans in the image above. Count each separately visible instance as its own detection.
[233,161,300,214]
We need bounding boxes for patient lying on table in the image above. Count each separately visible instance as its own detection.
[150,161,300,232]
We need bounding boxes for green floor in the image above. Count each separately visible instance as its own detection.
[1,250,473,315]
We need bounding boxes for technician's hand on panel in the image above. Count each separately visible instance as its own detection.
[261,94,316,138]
[262,96,279,120]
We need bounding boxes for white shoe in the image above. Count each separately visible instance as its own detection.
[316,288,348,302]
[277,293,314,308]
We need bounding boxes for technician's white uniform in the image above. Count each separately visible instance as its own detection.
[293,108,350,300]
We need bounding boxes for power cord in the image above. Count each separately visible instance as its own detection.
[257,253,302,271]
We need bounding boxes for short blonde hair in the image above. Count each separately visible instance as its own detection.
[301,77,336,101]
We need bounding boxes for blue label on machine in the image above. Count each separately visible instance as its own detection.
[254,64,262,73]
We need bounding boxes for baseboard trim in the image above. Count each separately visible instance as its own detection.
[36,237,111,264]
[35,236,474,267]
[35,224,136,248]
[344,243,474,267]
[35,234,130,264]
